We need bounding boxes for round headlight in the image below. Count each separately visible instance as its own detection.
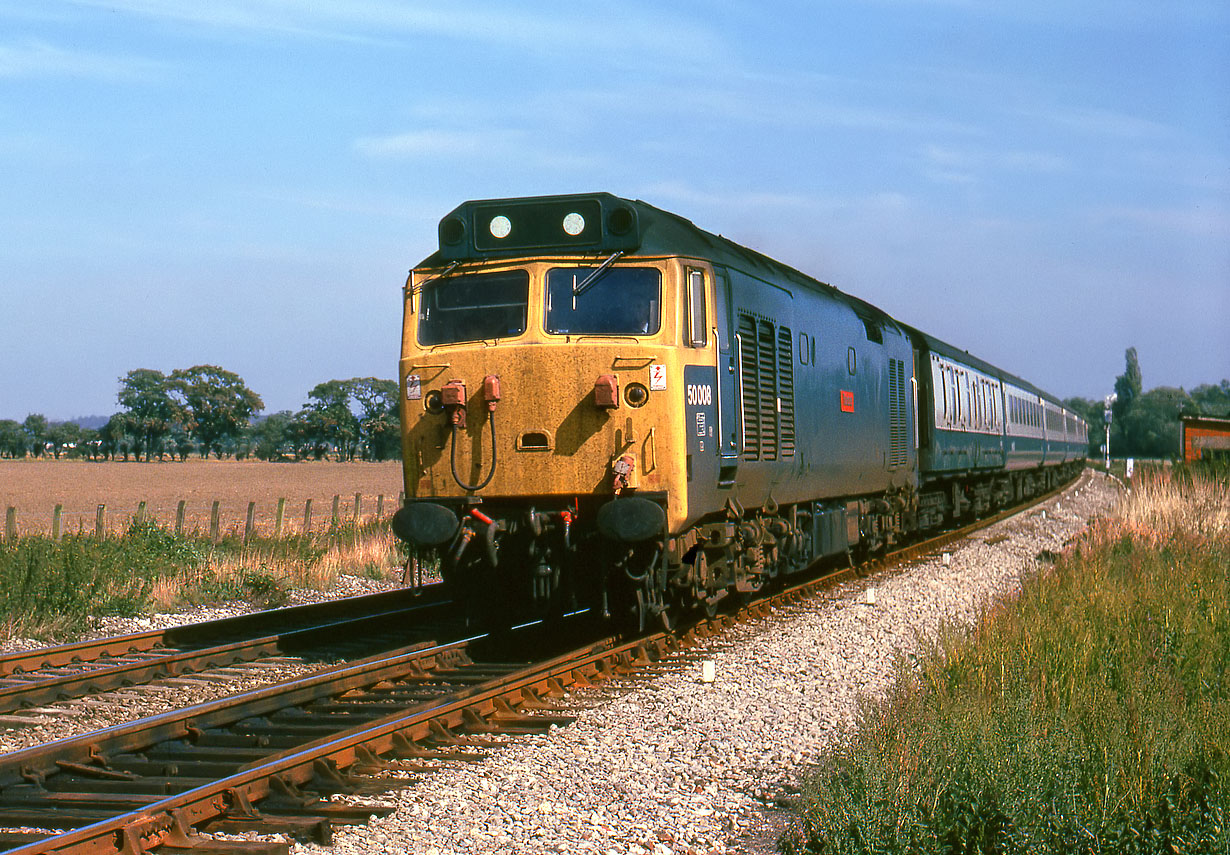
[625,382,649,408]
[562,212,585,236]
[489,215,512,239]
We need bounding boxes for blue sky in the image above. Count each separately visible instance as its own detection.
[1,0,1227,421]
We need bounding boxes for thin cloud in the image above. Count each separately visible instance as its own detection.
[58,0,725,58]
[0,38,161,80]
[1087,203,1230,238]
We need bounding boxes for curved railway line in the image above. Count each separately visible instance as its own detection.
[0,476,1087,855]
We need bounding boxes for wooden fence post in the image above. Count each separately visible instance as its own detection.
[353,492,362,525]
[52,504,63,541]
[376,494,385,520]
[175,501,186,534]
[5,507,15,541]
[136,501,147,522]
[95,504,106,538]
[244,501,256,543]
[210,501,221,542]
[275,498,286,539]
[331,495,340,530]
[303,498,313,534]
[398,491,405,507]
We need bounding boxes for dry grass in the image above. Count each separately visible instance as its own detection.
[788,467,1230,854]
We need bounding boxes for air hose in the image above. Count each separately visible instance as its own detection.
[450,411,498,492]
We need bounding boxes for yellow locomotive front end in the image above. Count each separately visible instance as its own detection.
[393,194,713,628]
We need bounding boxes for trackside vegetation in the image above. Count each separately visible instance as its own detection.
[784,467,1230,854]
[0,517,405,639]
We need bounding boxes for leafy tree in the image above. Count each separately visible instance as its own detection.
[99,412,138,460]
[289,407,336,460]
[348,377,401,460]
[305,379,361,460]
[1120,386,1193,458]
[45,421,82,459]
[1112,346,1142,424]
[0,419,25,458]
[22,413,48,457]
[252,411,295,461]
[170,365,264,459]
[73,427,102,460]
[1189,380,1230,417]
[117,369,183,460]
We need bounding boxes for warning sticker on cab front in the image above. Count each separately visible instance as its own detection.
[840,390,854,412]
[649,364,667,391]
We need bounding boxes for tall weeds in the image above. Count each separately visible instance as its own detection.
[787,468,1230,854]
[0,516,406,639]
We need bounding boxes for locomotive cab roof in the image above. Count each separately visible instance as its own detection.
[418,191,901,331]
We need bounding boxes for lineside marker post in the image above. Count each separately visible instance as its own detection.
[136,501,147,522]
[303,499,313,534]
[331,495,340,530]
[175,501,186,534]
[4,507,15,541]
[376,494,384,520]
[52,504,63,541]
[210,501,221,542]
[95,504,105,539]
[244,502,256,543]
[275,498,286,539]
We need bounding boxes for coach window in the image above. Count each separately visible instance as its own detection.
[685,268,707,347]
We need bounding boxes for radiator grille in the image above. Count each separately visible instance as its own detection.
[888,357,908,467]
[738,314,795,461]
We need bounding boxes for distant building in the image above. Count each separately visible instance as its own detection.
[1179,414,1230,463]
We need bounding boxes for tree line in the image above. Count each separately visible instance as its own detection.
[0,366,401,462]
[1062,348,1229,459]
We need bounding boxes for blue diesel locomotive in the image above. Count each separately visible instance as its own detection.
[392,193,1088,628]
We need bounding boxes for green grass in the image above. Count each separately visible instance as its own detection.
[0,515,403,639]
[785,468,1230,854]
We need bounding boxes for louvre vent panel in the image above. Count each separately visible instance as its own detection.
[737,313,796,462]
[738,316,761,460]
[888,357,908,467]
[778,327,796,457]
[756,320,777,460]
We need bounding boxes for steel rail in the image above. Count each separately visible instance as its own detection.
[0,631,663,854]
[0,587,452,718]
[1,586,447,677]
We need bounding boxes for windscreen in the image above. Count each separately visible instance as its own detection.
[417,270,529,345]
[545,267,661,336]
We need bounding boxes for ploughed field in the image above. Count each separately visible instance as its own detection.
[0,459,406,537]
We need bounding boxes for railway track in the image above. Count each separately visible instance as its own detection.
[0,587,460,724]
[0,477,1084,854]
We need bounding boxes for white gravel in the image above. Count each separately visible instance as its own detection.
[0,473,1121,854]
[293,471,1120,855]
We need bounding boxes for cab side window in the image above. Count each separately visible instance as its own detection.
[686,268,707,347]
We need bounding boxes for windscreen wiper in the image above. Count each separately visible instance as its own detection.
[572,250,624,297]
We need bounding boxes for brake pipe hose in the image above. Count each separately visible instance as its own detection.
[450,411,498,492]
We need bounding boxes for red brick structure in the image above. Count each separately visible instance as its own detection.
[1179,414,1230,463]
